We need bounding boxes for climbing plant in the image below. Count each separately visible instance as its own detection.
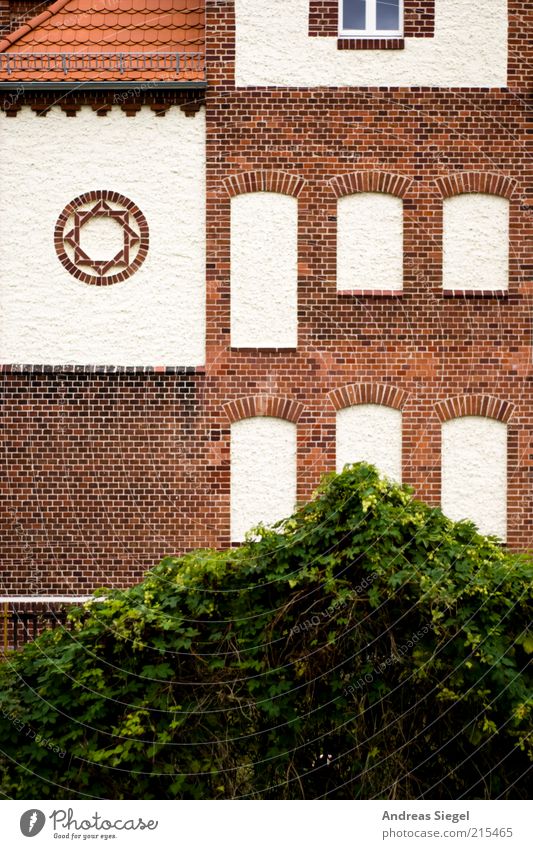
[0,464,531,799]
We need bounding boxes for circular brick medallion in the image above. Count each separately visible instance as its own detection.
[54,190,149,285]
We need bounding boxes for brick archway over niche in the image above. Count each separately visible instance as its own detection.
[434,395,515,424]
[222,395,306,424]
[433,172,518,199]
[328,383,410,411]
[328,171,413,199]
[222,170,307,199]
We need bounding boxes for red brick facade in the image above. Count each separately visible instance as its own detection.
[0,0,531,594]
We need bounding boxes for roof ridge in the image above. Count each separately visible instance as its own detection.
[0,0,72,53]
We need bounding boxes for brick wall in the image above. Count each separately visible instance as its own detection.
[1,371,216,594]
[202,0,532,553]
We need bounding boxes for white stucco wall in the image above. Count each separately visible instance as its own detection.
[442,194,509,291]
[336,404,402,481]
[231,416,297,542]
[441,416,507,540]
[337,193,403,291]
[0,106,206,366]
[230,192,298,348]
[235,0,507,88]
[78,215,125,260]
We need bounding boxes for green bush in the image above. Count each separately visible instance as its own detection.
[0,464,531,799]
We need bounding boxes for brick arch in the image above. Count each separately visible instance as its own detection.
[328,383,410,412]
[328,171,412,199]
[222,170,307,199]
[434,172,518,200]
[222,395,305,424]
[434,395,515,424]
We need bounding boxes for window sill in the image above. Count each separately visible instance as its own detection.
[337,38,405,50]
[338,289,403,297]
[442,289,509,299]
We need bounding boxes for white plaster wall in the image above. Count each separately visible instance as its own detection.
[0,105,206,366]
[231,192,298,348]
[231,416,297,542]
[441,416,507,540]
[337,193,403,291]
[235,0,507,88]
[442,194,509,291]
[336,404,402,481]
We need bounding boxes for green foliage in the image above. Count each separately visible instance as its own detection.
[0,463,531,799]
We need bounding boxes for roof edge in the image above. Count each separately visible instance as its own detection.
[0,0,72,53]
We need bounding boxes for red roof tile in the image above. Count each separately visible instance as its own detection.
[0,0,205,82]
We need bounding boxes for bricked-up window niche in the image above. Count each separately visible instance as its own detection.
[441,416,508,541]
[230,190,298,348]
[337,192,404,293]
[230,417,297,543]
[442,193,509,293]
[341,0,403,35]
[336,404,403,481]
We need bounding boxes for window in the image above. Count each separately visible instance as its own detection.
[337,193,403,291]
[230,192,298,348]
[230,417,297,542]
[336,404,402,481]
[441,416,507,540]
[442,194,509,292]
[340,0,403,36]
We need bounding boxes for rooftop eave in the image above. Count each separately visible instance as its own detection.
[0,79,207,89]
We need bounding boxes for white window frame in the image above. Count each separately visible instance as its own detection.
[339,0,404,37]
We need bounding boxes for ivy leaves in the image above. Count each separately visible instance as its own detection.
[0,463,531,800]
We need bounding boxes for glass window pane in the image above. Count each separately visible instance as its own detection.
[343,0,366,30]
[376,0,400,30]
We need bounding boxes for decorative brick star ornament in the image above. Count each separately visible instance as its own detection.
[55,190,149,285]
